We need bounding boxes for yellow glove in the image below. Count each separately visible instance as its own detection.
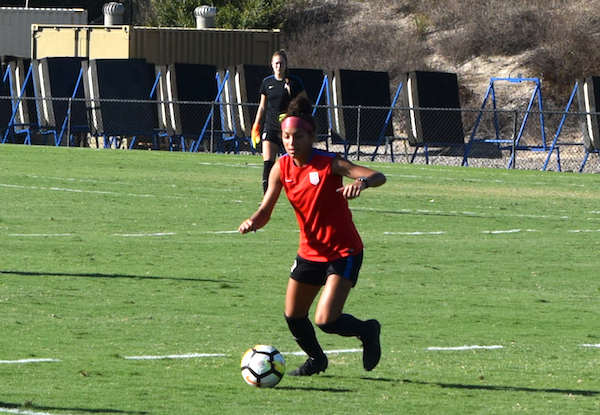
[251,123,261,149]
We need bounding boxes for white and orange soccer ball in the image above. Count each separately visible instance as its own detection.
[240,345,285,388]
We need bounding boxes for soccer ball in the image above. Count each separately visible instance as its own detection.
[240,345,285,388]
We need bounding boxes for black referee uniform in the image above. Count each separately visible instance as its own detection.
[258,74,306,144]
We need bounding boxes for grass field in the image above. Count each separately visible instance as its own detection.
[1,144,599,414]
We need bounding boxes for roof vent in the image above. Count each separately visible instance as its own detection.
[194,5,217,29]
[103,2,125,26]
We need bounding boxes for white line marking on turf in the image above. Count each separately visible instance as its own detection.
[581,344,600,348]
[0,358,61,364]
[124,349,361,360]
[0,183,181,199]
[197,162,261,169]
[0,408,71,415]
[113,232,176,237]
[569,229,600,233]
[427,345,504,351]
[383,231,446,235]
[351,205,600,222]
[481,229,536,234]
[283,348,362,356]
[204,230,240,234]
[123,353,227,360]
[8,234,74,237]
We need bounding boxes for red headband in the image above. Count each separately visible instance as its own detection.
[281,116,314,132]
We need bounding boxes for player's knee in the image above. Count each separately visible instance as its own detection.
[316,320,335,333]
[315,313,340,331]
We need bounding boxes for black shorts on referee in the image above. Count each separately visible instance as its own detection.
[290,251,364,287]
[261,129,281,145]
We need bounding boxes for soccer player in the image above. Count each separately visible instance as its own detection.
[239,96,386,376]
[251,50,307,193]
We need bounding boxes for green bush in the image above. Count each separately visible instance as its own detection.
[216,0,286,29]
[143,0,285,29]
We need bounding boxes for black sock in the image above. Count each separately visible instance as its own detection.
[285,315,326,360]
[262,160,275,193]
[317,314,367,338]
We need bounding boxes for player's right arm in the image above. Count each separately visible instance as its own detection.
[253,94,267,126]
[251,94,267,148]
[238,161,283,234]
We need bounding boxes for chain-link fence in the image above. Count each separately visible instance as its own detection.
[2,96,600,173]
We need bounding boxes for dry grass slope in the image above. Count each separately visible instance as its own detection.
[281,0,600,109]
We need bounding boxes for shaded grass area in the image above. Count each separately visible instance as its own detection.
[0,145,599,414]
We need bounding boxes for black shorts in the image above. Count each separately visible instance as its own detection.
[262,129,281,145]
[290,252,364,287]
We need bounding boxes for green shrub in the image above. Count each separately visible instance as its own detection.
[144,0,285,29]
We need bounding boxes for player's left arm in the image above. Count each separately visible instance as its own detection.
[332,156,386,200]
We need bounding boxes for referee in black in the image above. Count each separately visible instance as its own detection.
[251,50,307,193]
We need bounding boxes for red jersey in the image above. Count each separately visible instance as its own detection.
[279,149,364,262]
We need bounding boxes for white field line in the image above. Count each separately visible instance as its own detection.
[581,344,600,348]
[197,162,261,169]
[481,229,536,234]
[0,358,60,364]
[384,231,446,236]
[427,345,504,351]
[9,228,588,238]
[8,234,74,237]
[7,231,248,237]
[351,205,600,222]
[114,230,252,236]
[8,227,599,238]
[123,348,362,360]
[384,229,543,236]
[123,353,227,360]
[113,232,176,237]
[0,183,153,198]
[0,183,182,199]
[0,408,71,415]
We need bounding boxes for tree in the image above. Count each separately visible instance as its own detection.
[215,0,286,29]
[144,0,286,29]
[0,0,286,28]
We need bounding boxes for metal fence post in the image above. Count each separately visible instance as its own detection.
[210,101,215,153]
[511,108,518,169]
[357,105,361,161]
[67,97,72,147]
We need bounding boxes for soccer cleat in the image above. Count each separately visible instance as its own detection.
[360,319,381,371]
[288,355,328,376]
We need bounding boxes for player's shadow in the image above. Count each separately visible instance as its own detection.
[361,377,600,397]
[0,400,148,414]
[278,374,353,392]
[0,269,234,284]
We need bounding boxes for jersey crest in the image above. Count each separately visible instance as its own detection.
[309,171,320,185]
